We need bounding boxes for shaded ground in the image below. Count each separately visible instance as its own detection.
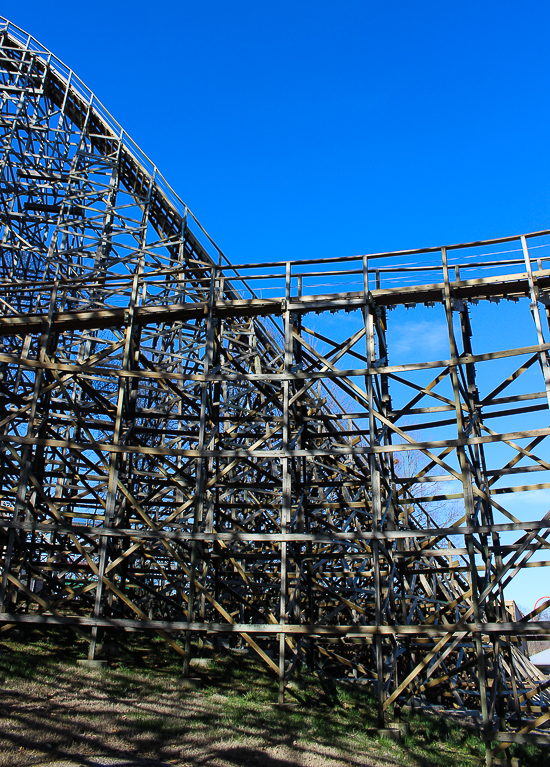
[0,630,543,767]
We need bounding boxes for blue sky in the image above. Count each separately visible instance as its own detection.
[4,1,550,263]
[3,2,550,609]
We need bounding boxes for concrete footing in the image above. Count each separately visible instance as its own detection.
[76,659,108,670]
[189,657,214,668]
[367,722,410,741]
[180,677,202,690]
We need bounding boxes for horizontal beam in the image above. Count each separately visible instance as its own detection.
[0,269,548,336]
[2,519,549,542]
[2,613,550,637]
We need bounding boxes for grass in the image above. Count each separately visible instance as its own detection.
[0,628,547,767]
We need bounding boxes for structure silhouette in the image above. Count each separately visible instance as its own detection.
[0,17,549,765]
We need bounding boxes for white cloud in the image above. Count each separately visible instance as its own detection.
[390,320,449,358]
[502,488,550,513]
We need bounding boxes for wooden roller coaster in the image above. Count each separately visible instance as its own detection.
[0,16,549,764]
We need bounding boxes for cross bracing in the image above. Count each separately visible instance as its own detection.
[0,16,549,765]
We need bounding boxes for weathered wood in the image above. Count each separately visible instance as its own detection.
[1,20,550,766]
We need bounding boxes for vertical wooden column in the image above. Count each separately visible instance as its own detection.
[183,265,217,677]
[89,267,141,660]
[279,261,293,703]
[441,248,491,762]
[294,303,308,670]
[0,280,58,613]
[457,298,509,728]
[202,271,222,634]
[0,78,94,620]
[521,236,550,408]
[363,256,384,727]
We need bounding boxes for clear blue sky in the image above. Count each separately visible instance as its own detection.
[4,1,550,263]
[4,2,550,609]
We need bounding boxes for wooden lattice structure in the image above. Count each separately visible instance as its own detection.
[0,17,549,765]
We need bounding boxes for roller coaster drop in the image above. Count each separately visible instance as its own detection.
[0,17,549,764]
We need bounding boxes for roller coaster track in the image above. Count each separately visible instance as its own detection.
[0,17,549,764]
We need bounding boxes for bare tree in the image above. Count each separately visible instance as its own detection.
[393,443,462,531]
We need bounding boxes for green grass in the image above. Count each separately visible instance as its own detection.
[0,628,547,767]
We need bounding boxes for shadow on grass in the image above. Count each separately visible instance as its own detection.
[0,630,544,767]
